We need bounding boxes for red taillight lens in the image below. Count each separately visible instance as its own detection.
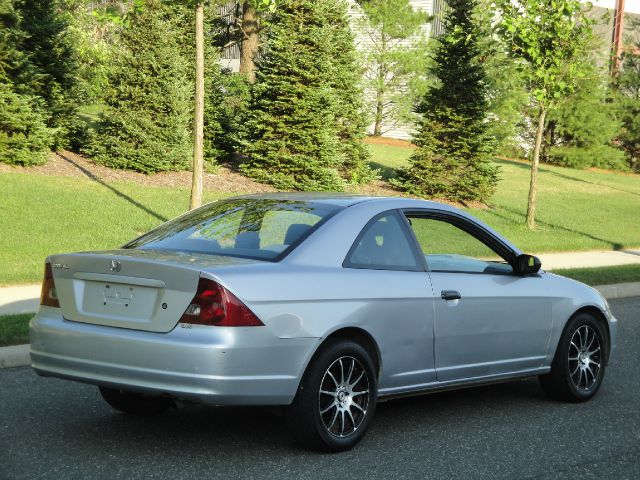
[40,262,60,308]
[179,278,264,327]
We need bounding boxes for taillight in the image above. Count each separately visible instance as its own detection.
[40,262,60,308]
[179,278,264,327]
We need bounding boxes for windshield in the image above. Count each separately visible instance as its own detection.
[123,198,342,261]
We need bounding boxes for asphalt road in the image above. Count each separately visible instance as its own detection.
[1,298,639,480]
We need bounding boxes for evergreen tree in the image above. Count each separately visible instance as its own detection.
[15,0,82,148]
[241,0,369,191]
[393,0,499,203]
[0,0,53,165]
[545,76,625,170]
[616,48,640,172]
[86,0,192,173]
[326,0,374,184]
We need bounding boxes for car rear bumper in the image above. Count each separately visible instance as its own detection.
[29,307,318,406]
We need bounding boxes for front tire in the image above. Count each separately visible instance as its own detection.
[99,387,174,416]
[539,312,607,402]
[285,340,377,452]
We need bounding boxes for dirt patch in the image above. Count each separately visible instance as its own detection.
[0,151,277,194]
[364,136,416,149]
[0,150,485,209]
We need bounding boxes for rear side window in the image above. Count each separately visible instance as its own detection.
[345,212,420,271]
[124,199,342,261]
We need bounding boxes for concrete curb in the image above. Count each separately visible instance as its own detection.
[0,344,30,369]
[2,283,639,370]
[593,282,640,300]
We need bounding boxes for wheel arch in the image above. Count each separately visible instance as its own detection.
[302,327,382,382]
[557,305,611,364]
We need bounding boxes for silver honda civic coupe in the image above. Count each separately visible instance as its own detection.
[30,193,617,451]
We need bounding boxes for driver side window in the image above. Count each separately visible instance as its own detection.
[405,215,513,274]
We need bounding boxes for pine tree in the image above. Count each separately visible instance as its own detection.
[241,0,370,191]
[393,0,499,203]
[325,0,374,184]
[546,76,625,170]
[86,0,192,173]
[16,0,81,148]
[0,0,53,165]
[617,48,640,172]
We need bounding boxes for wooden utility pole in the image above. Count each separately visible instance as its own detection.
[611,0,625,76]
[190,2,205,210]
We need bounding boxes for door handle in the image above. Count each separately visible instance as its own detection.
[441,290,461,301]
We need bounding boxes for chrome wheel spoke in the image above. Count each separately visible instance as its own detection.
[352,389,369,397]
[327,409,339,430]
[321,402,336,415]
[339,358,345,384]
[339,410,346,436]
[320,390,334,396]
[352,401,366,413]
[346,358,355,385]
[327,371,339,388]
[346,408,356,431]
[350,371,365,389]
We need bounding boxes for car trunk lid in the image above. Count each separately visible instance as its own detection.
[48,249,260,333]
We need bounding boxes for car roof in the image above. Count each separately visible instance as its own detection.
[231,192,449,209]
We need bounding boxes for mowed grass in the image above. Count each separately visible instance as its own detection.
[0,313,33,346]
[369,145,640,254]
[553,264,640,286]
[0,143,639,285]
[0,173,232,285]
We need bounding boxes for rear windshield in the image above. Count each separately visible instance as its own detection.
[123,198,342,261]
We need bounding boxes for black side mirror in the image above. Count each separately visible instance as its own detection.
[516,254,542,275]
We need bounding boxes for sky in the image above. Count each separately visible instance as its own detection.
[588,0,640,14]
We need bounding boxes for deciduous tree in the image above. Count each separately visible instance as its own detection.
[496,0,593,228]
[357,0,429,136]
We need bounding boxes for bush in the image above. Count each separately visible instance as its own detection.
[393,0,499,202]
[548,145,627,171]
[86,0,192,173]
[392,109,498,202]
[0,83,53,166]
[241,0,371,190]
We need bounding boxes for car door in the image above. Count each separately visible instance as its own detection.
[403,211,553,382]
[343,210,438,393]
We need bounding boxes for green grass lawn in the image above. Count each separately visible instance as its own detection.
[0,143,639,285]
[0,173,233,285]
[369,145,640,254]
[553,264,640,287]
[0,313,32,346]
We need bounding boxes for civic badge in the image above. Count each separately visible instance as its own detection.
[110,260,121,273]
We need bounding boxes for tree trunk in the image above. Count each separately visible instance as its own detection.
[373,79,384,136]
[526,107,547,229]
[239,2,259,82]
[189,2,205,211]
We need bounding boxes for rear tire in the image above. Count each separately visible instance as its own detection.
[285,340,377,452]
[539,312,606,402]
[99,387,173,416]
